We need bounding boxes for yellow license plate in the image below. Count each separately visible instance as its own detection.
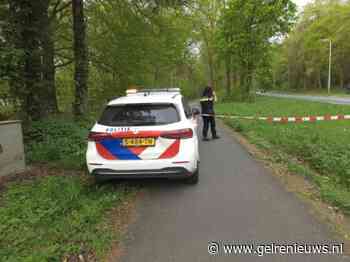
[122,138,156,147]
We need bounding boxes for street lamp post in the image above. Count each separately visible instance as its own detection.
[322,39,332,94]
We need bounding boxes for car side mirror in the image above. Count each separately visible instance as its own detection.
[192,108,200,116]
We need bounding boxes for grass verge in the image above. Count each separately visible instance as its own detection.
[217,96,350,214]
[272,88,350,97]
[0,169,138,261]
[0,115,139,261]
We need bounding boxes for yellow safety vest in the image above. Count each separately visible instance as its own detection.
[200,92,217,102]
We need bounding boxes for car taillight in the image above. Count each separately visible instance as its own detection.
[160,129,193,139]
[88,132,112,141]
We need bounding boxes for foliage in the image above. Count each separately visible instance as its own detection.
[3,0,350,119]
[1,0,200,120]
[0,45,22,81]
[187,0,225,88]
[87,0,200,102]
[0,175,137,260]
[273,0,350,91]
[217,96,350,212]
[0,1,22,83]
[24,118,92,169]
[217,0,296,100]
[0,105,15,121]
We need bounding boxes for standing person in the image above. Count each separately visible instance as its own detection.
[200,86,220,141]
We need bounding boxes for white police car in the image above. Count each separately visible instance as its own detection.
[86,88,200,184]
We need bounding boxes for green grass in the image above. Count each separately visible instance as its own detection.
[275,88,350,97]
[0,115,140,261]
[216,96,350,117]
[0,175,137,261]
[217,97,350,213]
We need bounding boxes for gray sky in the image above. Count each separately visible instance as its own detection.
[293,0,312,7]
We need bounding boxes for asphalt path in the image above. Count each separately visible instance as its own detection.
[259,92,350,105]
[119,122,349,262]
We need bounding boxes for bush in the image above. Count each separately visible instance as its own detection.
[24,119,90,169]
[0,105,15,121]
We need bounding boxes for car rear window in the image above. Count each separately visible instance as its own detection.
[98,103,180,126]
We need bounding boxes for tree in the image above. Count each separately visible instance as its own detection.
[272,0,350,91]
[218,0,296,100]
[2,0,63,119]
[0,2,18,82]
[72,0,88,116]
[6,1,46,120]
[188,0,224,88]
[87,0,198,100]
[2,0,203,121]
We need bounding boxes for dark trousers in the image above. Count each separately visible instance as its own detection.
[202,116,217,138]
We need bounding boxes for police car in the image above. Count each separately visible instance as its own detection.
[86,88,200,184]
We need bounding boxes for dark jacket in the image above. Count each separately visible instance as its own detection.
[200,97,215,115]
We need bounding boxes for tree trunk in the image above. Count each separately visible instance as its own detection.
[287,59,292,90]
[225,57,231,97]
[235,72,240,88]
[8,1,25,113]
[154,66,159,87]
[339,68,344,89]
[72,0,89,116]
[202,34,215,87]
[317,69,322,89]
[241,59,254,102]
[10,1,46,120]
[26,1,47,120]
[207,47,215,87]
[42,3,59,114]
[8,0,55,120]
[119,74,129,94]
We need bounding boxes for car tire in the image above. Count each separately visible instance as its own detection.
[185,167,199,185]
[94,175,107,184]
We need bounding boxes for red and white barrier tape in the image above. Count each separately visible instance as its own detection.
[201,114,350,123]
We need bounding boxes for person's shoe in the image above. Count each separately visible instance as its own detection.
[212,135,221,140]
[202,137,210,141]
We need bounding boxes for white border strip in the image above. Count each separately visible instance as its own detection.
[201,114,350,123]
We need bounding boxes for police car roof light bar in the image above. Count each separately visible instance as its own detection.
[138,88,180,93]
[126,89,138,95]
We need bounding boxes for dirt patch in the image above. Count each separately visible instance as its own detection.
[221,122,350,254]
[0,165,83,193]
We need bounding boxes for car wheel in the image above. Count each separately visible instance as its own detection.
[94,175,107,184]
[185,168,199,185]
